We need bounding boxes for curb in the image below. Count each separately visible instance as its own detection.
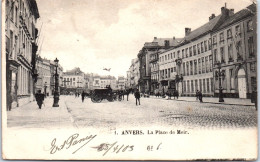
[149,97,254,106]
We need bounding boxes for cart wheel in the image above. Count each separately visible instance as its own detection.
[94,95,102,103]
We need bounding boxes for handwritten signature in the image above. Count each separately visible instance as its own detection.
[92,142,134,156]
[49,133,97,154]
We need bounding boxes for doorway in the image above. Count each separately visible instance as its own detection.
[237,68,247,98]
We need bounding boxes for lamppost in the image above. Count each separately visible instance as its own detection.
[215,62,225,102]
[44,81,47,98]
[53,58,59,107]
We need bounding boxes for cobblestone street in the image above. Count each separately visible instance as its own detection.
[65,95,257,130]
[8,95,256,130]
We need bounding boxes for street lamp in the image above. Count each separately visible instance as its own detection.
[215,62,225,102]
[53,58,59,107]
[44,81,47,98]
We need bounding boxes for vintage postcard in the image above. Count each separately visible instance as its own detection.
[2,0,258,160]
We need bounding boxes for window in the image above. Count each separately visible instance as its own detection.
[170,53,173,59]
[209,55,212,72]
[214,49,217,63]
[250,62,256,72]
[206,78,210,93]
[183,63,185,76]
[73,78,75,81]
[177,50,180,58]
[10,30,13,58]
[185,48,188,58]
[205,57,208,73]
[199,79,202,91]
[174,67,176,72]
[209,38,212,49]
[195,80,198,91]
[219,32,224,42]
[194,60,197,75]
[235,25,241,37]
[186,62,189,76]
[204,41,207,52]
[168,54,170,60]
[197,44,200,54]
[159,57,161,62]
[201,42,204,53]
[248,36,254,57]
[183,81,186,92]
[203,79,206,93]
[193,45,196,56]
[227,29,232,39]
[228,44,233,61]
[190,61,193,75]
[187,80,190,93]
[236,41,242,59]
[220,47,225,63]
[173,52,175,58]
[165,55,167,61]
[182,49,185,58]
[213,36,217,45]
[202,57,205,73]
[230,69,234,89]
[247,20,253,31]
[10,2,14,20]
[191,80,194,92]
[198,58,201,74]
[189,47,192,56]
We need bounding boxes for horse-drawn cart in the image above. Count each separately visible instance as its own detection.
[91,89,116,103]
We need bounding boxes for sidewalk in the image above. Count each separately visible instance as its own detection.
[149,95,255,106]
[7,96,74,128]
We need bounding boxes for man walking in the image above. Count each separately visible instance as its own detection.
[35,90,45,109]
[134,89,141,106]
[81,91,86,102]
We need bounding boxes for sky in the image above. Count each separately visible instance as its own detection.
[35,0,253,77]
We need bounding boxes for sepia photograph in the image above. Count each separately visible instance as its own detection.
[2,0,258,160]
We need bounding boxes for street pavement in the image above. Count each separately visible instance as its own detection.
[7,94,257,130]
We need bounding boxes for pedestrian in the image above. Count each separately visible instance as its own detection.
[167,90,171,100]
[35,90,45,109]
[196,90,199,100]
[251,90,257,111]
[134,89,141,106]
[126,89,130,101]
[81,91,86,102]
[198,91,203,103]
[121,90,124,100]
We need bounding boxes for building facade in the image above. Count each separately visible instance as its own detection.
[158,6,232,96]
[211,4,257,98]
[5,0,40,110]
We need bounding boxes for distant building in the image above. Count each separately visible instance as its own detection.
[118,76,125,90]
[138,37,182,93]
[62,67,84,93]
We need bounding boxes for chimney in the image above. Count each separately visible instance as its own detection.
[173,36,175,40]
[229,9,234,16]
[221,6,229,16]
[154,37,157,40]
[209,14,216,21]
[164,40,170,48]
[185,28,191,36]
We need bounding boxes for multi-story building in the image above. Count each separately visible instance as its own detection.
[35,57,51,96]
[126,70,131,89]
[138,37,182,93]
[211,4,257,98]
[118,76,125,90]
[5,0,40,110]
[159,6,232,96]
[133,58,140,89]
[62,67,84,93]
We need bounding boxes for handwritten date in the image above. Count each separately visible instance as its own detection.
[92,142,134,156]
